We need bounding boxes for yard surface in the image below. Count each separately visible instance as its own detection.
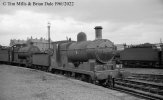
[0,65,141,100]
[124,68,163,75]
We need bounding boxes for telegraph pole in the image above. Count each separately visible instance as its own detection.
[47,22,51,72]
[47,22,51,49]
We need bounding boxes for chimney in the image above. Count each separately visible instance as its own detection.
[94,26,102,40]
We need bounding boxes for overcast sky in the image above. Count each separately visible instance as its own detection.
[0,0,163,46]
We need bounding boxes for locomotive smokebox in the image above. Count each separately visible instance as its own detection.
[95,26,102,40]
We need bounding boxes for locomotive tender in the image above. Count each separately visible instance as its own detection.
[0,26,126,87]
[120,44,163,68]
[0,46,10,63]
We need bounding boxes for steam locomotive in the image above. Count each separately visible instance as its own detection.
[0,26,128,87]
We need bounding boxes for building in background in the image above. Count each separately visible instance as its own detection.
[10,36,53,52]
[115,44,125,51]
[10,39,26,46]
[115,42,163,51]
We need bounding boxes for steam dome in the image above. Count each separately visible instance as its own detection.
[77,32,87,42]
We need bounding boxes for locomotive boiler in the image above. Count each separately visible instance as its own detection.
[67,36,115,64]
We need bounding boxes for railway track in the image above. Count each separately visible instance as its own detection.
[49,67,163,100]
[114,78,163,100]
[113,85,161,100]
[2,64,163,100]
[60,73,163,100]
[128,73,163,83]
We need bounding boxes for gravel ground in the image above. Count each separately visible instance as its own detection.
[0,65,141,100]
